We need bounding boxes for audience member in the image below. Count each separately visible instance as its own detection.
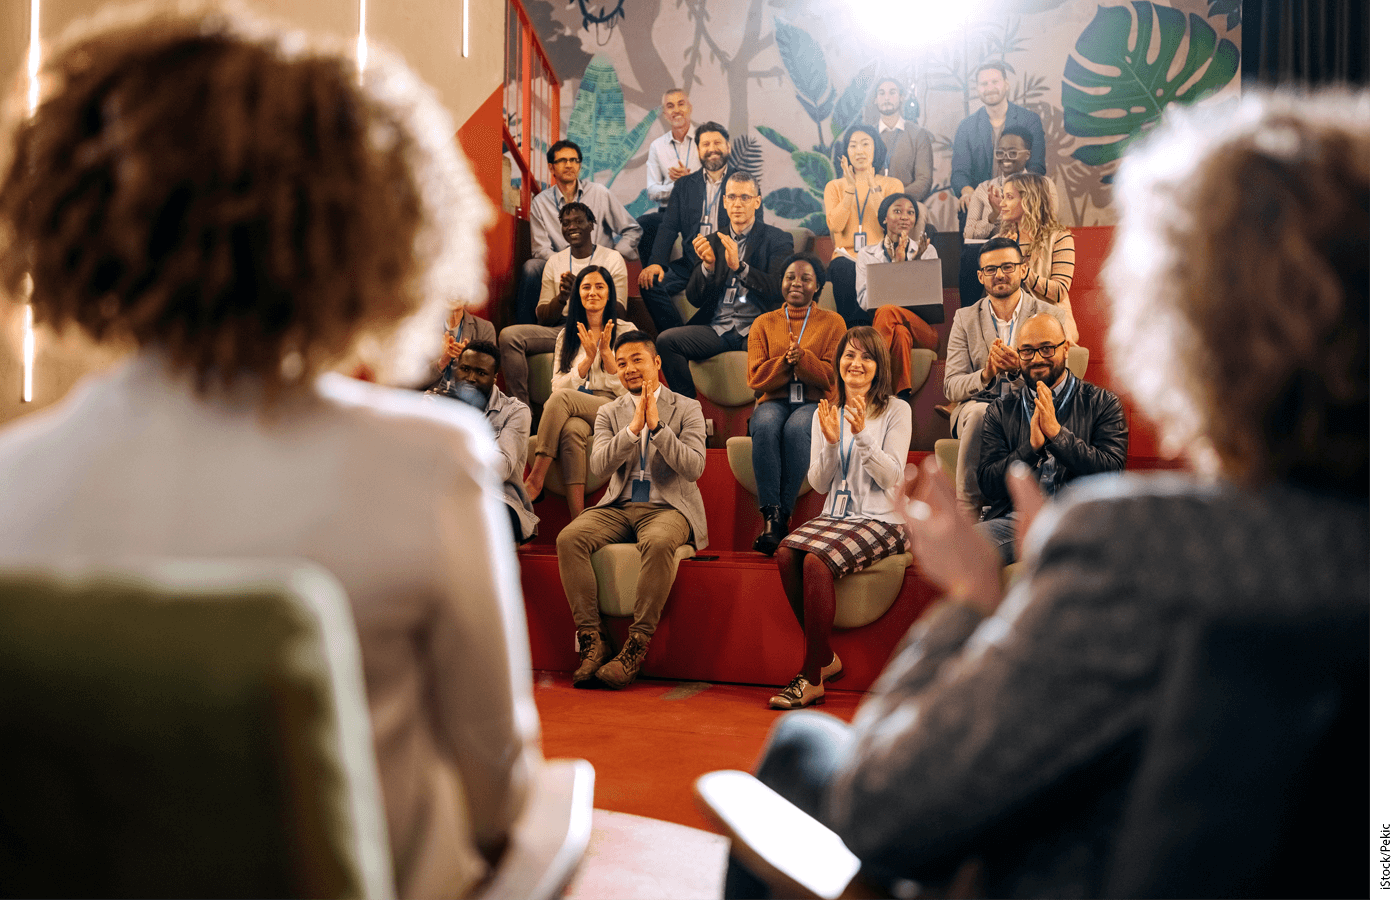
[997,172,1078,343]
[639,88,696,267]
[517,140,640,325]
[726,87,1367,900]
[824,124,904,328]
[434,302,497,374]
[870,79,934,204]
[499,202,628,403]
[959,125,1034,305]
[521,266,635,520]
[557,331,708,689]
[430,341,539,543]
[943,237,1064,518]
[854,193,940,397]
[770,327,911,710]
[951,61,1046,215]
[976,314,1125,562]
[0,10,541,898]
[656,171,794,398]
[639,122,741,334]
[748,254,847,555]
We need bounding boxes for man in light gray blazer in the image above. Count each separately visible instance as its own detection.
[556,331,709,690]
[944,237,1065,517]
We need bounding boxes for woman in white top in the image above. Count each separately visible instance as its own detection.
[0,9,539,898]
[770,327,912,709]
[854,192,941,396]
[521,265,635,519]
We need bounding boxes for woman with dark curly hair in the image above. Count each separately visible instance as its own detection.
[0,9,539,898]
[521,264,635,519]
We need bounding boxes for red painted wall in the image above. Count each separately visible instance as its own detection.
[456,86,519,329]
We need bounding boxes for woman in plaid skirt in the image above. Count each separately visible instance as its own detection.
[769,326,913,709]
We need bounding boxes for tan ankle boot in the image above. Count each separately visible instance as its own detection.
[596,632,650,689]
[572,629,609,685]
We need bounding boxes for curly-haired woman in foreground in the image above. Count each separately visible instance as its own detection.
[0,8,539,898]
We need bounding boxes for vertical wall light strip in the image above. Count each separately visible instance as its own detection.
[462,0,469,57]
[22,0,40,403]
[356,0,368,81]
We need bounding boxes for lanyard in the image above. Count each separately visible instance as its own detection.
[702,177,722,227]
[853,183,875,234]
[838,412,854,481]
[671,137,691,169]
[785,303,813,345]
[1021,375,1077,423]
[568,248,595,273]
[987,300,1019,347]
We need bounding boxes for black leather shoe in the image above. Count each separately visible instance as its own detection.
[753,506,789,556]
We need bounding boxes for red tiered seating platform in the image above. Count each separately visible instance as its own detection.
[520,449,942,692]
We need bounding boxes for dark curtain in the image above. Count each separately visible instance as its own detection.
[1242,0,1369,86]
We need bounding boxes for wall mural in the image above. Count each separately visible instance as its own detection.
[517,0,1241,232]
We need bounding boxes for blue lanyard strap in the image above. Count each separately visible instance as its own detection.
[702,178,721,225]
[853,184,874,233]
[987,301,1019,347]
[1021,375,1078,423]
[568,249,595,273]
[672,137,691,169]
[786,304,813,346]
[838,412,853,481]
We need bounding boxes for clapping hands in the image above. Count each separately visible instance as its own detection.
[1028,381,1061,450]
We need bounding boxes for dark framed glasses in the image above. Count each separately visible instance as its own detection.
[1016,341,1066,360]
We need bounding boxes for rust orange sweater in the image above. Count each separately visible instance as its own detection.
[747,304,847,405]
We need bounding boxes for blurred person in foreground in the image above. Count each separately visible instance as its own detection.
[726,89,1368,898]
[0,7,541,897]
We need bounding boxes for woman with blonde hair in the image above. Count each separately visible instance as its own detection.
[0,8,539,898]
[997,171,1078,343]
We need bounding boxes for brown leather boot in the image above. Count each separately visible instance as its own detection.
[572,629,609,685]
[596,632,650,689]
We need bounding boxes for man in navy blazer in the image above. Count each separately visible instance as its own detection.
[638,122,751,333]
[951,62,1046,212]
[655,171,794,398]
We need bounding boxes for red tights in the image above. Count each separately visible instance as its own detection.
[774,546,835,682]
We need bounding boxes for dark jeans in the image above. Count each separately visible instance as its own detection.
[827,256,871,329]
[638,210,664,271]
[750,399,818,512]
[514,257,547,325]
[640,264,693,333]
[977,514,1019,565]
[657,325,745,399]
[724,711,855,899]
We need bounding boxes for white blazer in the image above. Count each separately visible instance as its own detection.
[0,352,542,899]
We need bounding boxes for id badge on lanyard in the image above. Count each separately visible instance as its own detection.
[852,231,867,251]
[786,304,813,406]
[631,427,652,502]
[832,481,854,518]
[789,382,804,403]
[832,416,854,518]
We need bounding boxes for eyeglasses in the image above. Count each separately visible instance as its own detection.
[1016,341,1066,360]
[724,193,757,202]
[979,262,1023,276]
[553,156,581,166]
[993,149,1028,159]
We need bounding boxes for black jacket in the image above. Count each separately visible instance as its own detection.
[683,224,794,327]
[648,167,764,274]
[978,376,1128,520]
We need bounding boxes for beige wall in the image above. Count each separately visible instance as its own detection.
[0,0,505,427]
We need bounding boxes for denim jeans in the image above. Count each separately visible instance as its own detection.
[750,399,818,512]
[977,513,1020,565]
[657,325,745,399]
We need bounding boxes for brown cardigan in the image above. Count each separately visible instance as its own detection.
[747,304,847,405]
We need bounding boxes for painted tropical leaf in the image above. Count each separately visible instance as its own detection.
[791,150,834,194]
[624,185,653,219]
[796,89,836,127]
[1207,0,1242,31]
[765,187,824,221]
[774,19,831,104]
[1062,2,1239,168]
[758,126,798,153]
[565,55,658,183]
[730,134,765,192]
[830,63,877,141]
[798,212,829,236]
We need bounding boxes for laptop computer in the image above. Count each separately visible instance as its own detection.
[865,257,945,324]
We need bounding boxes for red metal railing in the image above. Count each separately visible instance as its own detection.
[504,0,560,215]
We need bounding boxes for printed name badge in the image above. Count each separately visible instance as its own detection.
[832,482,853,519]
[631,476,651,503]
[853,231,867,251]
[789,381,804,404]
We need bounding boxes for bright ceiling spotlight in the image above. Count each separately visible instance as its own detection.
[850,0,968,50]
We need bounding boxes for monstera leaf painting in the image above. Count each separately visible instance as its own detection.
[567,55,659,187]
[775,19,836,147]
[830,63,877,142]
[1063,2,1239,168]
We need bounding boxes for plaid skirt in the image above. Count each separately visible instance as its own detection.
[779,516,909,578]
